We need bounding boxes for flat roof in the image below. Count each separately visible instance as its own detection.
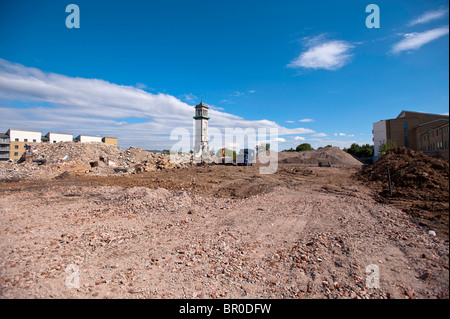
[47,132,74,136]
[7,128,42,133]
[76,134,103,138]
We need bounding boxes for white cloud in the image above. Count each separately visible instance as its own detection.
[408,9,448,26]
[248,90,256,94]
[135,82,147,90]
[391,26,449,53]
[285,120,295,123]
[299,118,314,122]
[334,133,347,136]
[294,136,306,141]
[273,137,286,143]
[311,133,327,137]
[181,93,197,103]
[288,36,354,71]
[0,58,315,150]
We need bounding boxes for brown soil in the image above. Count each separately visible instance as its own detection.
[357,147,449,240]
[0,158,448,299]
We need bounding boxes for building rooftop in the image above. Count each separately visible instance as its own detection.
[76,134,103,138]
[46,132,74,136]
[397,110,449,119]
[6,128,42,134]
[195,101,209,109]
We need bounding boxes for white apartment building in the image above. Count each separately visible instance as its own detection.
[75,134,103,143]
[6,129,42,143]
[45,132,74,143]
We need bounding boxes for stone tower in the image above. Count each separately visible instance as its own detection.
[193,101,210,160]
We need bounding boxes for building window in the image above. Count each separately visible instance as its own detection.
[15,138,19,141]
[33,139,36,142]
[14,145,18,149]
[14,152,18,156]
[24,139,28,142]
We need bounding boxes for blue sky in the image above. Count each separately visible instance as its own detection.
[0,0,448,150]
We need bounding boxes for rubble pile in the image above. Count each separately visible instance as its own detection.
[0,142,191,180]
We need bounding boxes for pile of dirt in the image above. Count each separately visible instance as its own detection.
[276,147,363,167]
[360,147,449,200]
[358,147,449,240]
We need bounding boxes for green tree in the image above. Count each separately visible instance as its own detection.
[344,143,374,158]
[296,143,314,152]
[378,140,397,156]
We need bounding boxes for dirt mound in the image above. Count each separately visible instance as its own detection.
[277,147,363,167]
[358,147,449,239]
[360,147,449,200]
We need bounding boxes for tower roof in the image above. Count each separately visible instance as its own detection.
[195,101,209,109]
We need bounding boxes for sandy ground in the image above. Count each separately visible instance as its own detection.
[0,164,448,299]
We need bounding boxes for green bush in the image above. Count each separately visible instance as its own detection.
[344,143,374,158]
[296,143,314,152]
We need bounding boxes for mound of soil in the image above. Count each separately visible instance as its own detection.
[360,147,449,200]
[277,147,363,167]
[358,147,449,239]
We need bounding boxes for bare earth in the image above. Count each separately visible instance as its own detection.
[0,163,448,299]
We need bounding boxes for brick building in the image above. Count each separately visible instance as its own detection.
[373,110,449,159]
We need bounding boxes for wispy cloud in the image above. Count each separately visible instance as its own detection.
[311,133,327,137]
[288,35,354,71]
[181,93,197,103]
[231,90,256,97]
[135,82,147,90]
[391,26,449,53]
[285,120,295,123]
[299,118,314,122]
[408,9,448,26]
[294,136,306,141]
[0,58,314,149]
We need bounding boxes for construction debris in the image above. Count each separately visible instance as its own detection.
[0,142,191,180]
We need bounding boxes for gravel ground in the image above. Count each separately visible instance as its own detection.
[0,173,448,299]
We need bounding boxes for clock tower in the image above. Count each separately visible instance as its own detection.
[193,100,210,160]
